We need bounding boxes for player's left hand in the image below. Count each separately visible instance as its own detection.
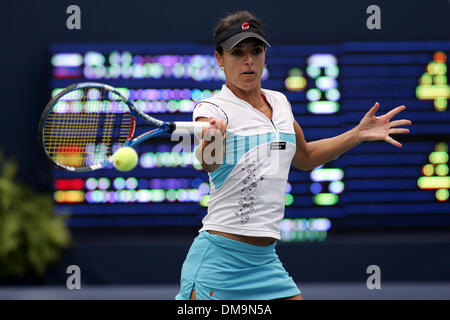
[356,102,412,148]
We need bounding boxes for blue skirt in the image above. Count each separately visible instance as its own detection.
[175,231,301,300]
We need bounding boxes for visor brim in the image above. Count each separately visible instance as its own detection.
[220,32,271,50]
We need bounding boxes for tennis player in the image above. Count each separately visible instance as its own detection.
[175,11,411,300]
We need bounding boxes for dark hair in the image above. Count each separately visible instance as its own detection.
[214,11,265,54]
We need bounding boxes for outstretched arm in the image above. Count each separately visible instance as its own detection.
[292,102,412,171]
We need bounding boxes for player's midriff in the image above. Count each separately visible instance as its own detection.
[207,230,276,246]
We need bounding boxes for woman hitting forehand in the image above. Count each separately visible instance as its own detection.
[175,11,411,300]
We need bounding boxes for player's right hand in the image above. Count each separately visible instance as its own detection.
[201,117,227,145]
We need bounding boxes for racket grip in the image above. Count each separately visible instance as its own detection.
[171,121,209,134]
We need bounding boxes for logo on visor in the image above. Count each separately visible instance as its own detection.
[241,22,250,30]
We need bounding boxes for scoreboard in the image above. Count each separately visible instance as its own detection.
[48,41,450,240]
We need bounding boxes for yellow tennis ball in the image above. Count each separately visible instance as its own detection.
[112,147,138,171]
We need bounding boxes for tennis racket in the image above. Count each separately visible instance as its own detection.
[38,82,208,172]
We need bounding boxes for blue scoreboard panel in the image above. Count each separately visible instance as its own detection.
[49,41,450,240]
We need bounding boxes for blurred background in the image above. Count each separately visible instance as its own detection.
[0,0,449,299]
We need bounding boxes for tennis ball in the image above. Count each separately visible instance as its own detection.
[112,147,138,171]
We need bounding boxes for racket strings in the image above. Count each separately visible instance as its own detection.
[43,87,133,168]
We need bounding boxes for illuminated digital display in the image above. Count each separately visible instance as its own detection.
[48,41,450,233]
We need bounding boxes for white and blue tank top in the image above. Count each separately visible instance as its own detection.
[193,84,296,239]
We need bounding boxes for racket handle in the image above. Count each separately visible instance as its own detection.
[171,121,210,134]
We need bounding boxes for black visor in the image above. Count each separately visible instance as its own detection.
[214,19,270,50]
